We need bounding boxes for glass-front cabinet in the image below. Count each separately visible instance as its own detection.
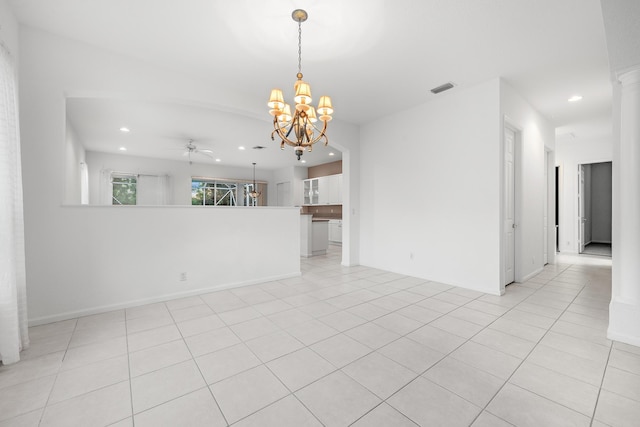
[304,178,319,205]
[303,174,342,205]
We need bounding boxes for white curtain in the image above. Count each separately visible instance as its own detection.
[80,161,89,205]
[0,43,29,365]
[137,174,170,205]
[100,169,113,205]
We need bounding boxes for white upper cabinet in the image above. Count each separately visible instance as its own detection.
[328,174,342,204]
[318,176,330,205]
[303,174,342,205]
[303,178,319,205]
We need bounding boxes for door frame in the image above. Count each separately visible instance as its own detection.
[545,149,556,265]
[575,160,613,254]
[578,164,586,253]
[501,117,523,294]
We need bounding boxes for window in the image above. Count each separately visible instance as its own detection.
[191,178,267,206]
[112,174,137,205]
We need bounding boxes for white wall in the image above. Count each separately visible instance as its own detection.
[326,119,360,267]
[29,206,300,324]
[555,137,612,253]
[64,122,86,204]
[0,0,19,55]
[272,165,308,207]
[500,80,555,283]
[358,78,553,295]
[18,27,303,324]
[360,79,502,294]
[85,151,273,206]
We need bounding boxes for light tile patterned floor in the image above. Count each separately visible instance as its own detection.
[1,247,639,426]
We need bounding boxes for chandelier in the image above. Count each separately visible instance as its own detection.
[249,162,261,199]
[268,9,334,161]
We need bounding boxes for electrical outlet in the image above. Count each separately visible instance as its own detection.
[179,272,187,281]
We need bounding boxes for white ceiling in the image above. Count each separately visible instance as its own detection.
[65,97,343,169]
[9,0,612,168]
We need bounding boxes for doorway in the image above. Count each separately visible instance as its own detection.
[503,125,519,287]
[555,166,560,252]
[276,181,291,207]
[577,162,612,257]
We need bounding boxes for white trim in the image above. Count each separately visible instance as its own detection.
[27,271,301,327]
[501,116,523,291]
[608,298,640,347]
[520,267,544,283]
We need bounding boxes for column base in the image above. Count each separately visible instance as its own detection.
[608,298,640,347]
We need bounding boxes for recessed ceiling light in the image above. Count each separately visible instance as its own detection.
[119,147,127,151]
[329,152,335,156]
[120,127,130,133]
[238,146,245,150]
[215,158,221,162]
[568,95,583,102]
[301,160,307,164]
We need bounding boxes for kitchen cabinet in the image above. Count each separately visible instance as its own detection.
[303,174,342,205]
[300,214,328,257]
[317,176,329,205]
[329,219,342,243]
[303,179,319,205]
[328,174,342,204]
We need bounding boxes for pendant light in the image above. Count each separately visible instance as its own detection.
[249,162,261,200]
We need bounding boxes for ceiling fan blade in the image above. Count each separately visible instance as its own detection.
[199,149,214,154]
[196,150,214,158]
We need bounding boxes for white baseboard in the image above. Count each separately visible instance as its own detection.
[608,298,640,347]
[28,271,302,327]
[520,267,544,283]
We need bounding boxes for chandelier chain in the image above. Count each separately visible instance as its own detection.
[298,20,302,75]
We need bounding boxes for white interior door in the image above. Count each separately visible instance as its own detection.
[276,182,291,207]
[504,127,516,285]
[578,165,585,253]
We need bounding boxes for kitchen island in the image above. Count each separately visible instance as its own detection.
[300,214,329,257]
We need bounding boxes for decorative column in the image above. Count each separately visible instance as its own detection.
[609,67,640,346]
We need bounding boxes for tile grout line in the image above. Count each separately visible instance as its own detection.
[9,250,618,426]
[589,341,614,427]
[468,265,603,425]
[36,317,80,427]
[166,302,231,427]
[220,312,328,427]
[124,306,136,427]
[205,269,449,425]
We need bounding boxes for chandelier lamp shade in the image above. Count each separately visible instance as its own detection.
[249,162,261,199]
[268,9,334,161]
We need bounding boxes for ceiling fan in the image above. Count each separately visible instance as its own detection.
[182,139,214,164]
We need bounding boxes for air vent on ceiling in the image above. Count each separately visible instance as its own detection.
[430,82,456,94]
[253,145,267,150]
